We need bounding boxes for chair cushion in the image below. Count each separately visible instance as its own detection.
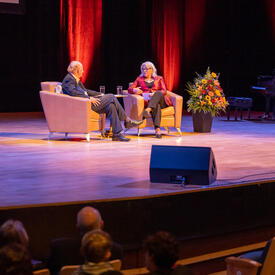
[161,106,175,116]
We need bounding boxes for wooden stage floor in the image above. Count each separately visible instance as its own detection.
[1,112,275,208]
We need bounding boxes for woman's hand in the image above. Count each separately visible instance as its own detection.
[133,87,143,95]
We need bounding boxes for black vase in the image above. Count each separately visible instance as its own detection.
[192,111,213,133]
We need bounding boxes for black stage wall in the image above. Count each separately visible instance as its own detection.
[1,181,275,261]
[0,0,274,112]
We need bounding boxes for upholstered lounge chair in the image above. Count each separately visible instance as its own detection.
[40,81,105,142]
[123,91,183,136]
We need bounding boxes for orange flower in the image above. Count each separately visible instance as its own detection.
[208,92,214,97]
[215,90,221,96]
[200,100,206,105]
[211,72,217,78]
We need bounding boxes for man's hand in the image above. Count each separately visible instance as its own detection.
[90,97,101,106]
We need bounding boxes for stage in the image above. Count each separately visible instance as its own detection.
[1,111,275,267]
[0,112,275,208]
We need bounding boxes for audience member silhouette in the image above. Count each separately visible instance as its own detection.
[143,231,193,275]
[0,243,33,275]
[73,230,114,275]
[0,219,29,248]
[47,206,122,275]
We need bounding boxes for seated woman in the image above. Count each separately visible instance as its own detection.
[128,61,173,138]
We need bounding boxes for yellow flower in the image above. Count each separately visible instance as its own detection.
[208,101,212,106]
[211,72,217,78]
[205,95,210,101]
[202,79,207,84]
[215,90,221,96]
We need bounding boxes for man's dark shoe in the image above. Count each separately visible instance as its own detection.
[143,109,151,118]
[156,133,162,139]
[112,134,130,142]
[124,119,143,129]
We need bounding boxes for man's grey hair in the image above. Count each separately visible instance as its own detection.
[67,61,83,73]
[77,206,103,233]
[140,61,157,77]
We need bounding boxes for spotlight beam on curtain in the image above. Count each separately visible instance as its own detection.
[152,0,183,91]
[60,0,102,83]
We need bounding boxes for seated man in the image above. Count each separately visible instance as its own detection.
[143,231,193,275]
[73,230,114,275]
[62,61,142,141]
[47,206,122,275]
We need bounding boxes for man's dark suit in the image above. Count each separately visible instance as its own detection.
[47,236,123,275]
[62,73,127,135]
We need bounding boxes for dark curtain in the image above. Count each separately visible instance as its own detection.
[265,0,275,41]
[0,0,60,112]
[0,0,274,112]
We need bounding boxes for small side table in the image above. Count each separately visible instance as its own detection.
[227,97,253,120]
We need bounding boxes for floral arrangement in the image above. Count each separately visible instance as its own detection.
[186,67,228,116]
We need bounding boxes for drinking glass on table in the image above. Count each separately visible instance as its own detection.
[116,85,123,95]
[99,85,105,94]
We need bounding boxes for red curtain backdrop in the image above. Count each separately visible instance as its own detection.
[152,0,183,91]
[265,0,275,40]
[184,0,207,65]
[60,0,102,83]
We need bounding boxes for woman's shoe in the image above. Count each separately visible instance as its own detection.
[155,133,162,139]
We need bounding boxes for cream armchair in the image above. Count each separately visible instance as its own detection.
[123,91,183,136]
[40,82,105,142]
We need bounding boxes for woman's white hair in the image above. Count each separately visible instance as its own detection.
[140,61,157,77]
[67,61,83,73]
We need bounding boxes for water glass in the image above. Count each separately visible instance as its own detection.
[99,85,105,94]
[116,85,123,95]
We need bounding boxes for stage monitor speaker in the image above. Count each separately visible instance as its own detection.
[150,145,217,185]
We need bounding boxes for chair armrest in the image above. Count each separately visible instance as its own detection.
[225,256,261,275]
[123,94,144,121]
[167,91,183,128]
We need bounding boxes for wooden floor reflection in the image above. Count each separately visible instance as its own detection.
[1,112,275,208]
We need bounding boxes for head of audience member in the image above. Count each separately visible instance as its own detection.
[67,61,84,79]
[140,61,157,78]
[77,206,104,237]
[0,243,33,275]
[143,231,179,273]
[81,230,112,263]
[0,220,29,248]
